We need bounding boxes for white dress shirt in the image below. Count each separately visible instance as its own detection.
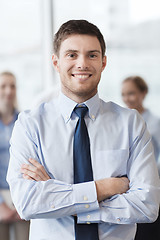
[7,93,160,240]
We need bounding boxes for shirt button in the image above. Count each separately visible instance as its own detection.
[87,215,90,219]
[83,196,88,201]
[86,221,91,224]
[92,115,95,119]
[51,205,55,209]
[85,204,90,209]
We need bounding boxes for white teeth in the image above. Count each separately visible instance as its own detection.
[73,74,90,79]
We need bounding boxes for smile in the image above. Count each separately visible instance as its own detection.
[71,74,92,80]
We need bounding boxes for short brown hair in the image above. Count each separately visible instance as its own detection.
[123,76,148,94]
[53,20,106,57]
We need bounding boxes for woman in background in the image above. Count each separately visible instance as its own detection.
[121,75,160,240]
[0,72,29,240]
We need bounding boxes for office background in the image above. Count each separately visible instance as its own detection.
[0,0,160,115]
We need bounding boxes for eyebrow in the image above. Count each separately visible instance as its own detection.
[64,50,101,54]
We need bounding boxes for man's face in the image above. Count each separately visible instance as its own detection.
[0,75,16,107]
[52,34,106,102]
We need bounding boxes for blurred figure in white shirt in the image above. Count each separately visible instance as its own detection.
[121,75,160,240]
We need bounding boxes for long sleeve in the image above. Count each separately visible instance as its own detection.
[7,112,99,220]
[78,111,160,224]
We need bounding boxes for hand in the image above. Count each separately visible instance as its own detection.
[0,202,17,223]
[95,177,130,202]
[21,158,51,181]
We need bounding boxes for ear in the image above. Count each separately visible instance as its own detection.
[101,56,107,72]
[52,54,60,72]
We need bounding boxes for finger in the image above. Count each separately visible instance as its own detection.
[28,158,50,180]
[28,158,49,178]
[21,169,41,181]
[21,163,36,172]
[21,163,46,181]
[22,173,34,181]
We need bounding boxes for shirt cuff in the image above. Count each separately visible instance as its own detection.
[73,181,99,214]
[77,209,101,223]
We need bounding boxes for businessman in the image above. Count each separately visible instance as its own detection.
[7,20,160,240]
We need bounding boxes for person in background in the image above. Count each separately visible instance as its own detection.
[121,75,160,240]
[0,72,29,240]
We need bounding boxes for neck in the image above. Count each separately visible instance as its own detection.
[136,105,145,114]
[61,88,97,104]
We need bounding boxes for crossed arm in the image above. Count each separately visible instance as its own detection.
[8,111,159,223]
[21,158,130,202]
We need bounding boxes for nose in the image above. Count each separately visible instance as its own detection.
[76,55,89,70]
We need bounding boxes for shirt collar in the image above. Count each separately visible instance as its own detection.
[58,92,100,123]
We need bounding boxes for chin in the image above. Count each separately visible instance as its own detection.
[75,88,96,97]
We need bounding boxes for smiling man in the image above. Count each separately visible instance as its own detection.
[7,20,160,240]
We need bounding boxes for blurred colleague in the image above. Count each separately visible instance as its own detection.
[7,20,160,240]
[122,75,160,240]
[121,75,160,167]
[0,72,29,240]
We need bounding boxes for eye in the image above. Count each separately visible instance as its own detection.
[67,53,77,59]
[89,54,97,59]
[10,84,16,89]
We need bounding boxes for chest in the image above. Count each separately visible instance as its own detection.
[36,116,130,183]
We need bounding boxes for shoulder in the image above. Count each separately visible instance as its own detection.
[143,110,160,137]
[16,98,58,129]
[101,99,129,113]
[101,100,142,119]
[144,109,160,124]
[100,100,146,131]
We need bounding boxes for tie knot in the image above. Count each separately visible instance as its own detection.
[74,106,88,119]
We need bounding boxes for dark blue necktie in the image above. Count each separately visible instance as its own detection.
[73,106,99,240]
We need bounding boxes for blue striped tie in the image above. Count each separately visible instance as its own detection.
[73,106,99,240]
